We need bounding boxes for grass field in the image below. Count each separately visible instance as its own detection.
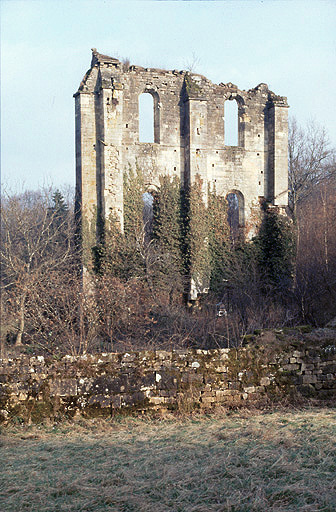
[0,408,335,511]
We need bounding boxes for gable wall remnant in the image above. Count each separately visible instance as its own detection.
[74,49,289,246]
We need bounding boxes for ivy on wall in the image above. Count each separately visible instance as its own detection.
[91,167,295,306]
[184,175,211,294]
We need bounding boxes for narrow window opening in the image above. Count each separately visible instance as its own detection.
[126,123,128,128]
[174,166,177,171]
[224,99,238,146]
[139,93,154,143]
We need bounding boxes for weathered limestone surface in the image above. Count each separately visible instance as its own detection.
[1,344,335,422]
[74,50,289,238]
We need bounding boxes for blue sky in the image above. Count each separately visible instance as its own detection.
[1,0,336,191]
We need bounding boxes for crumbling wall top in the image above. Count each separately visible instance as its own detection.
[91,48,121,67]
[74,49,288,108]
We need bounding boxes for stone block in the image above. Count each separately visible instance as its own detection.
[244,386,256,393]
[49,379,77,397]
[302,375,317,384]
[163,397,176,404]
[191,361,200,369]
[229,382,241,390]
[149,396,165,405]
[292,351,303,358]
[200,396,215,404]
[215,366,228,373]
[201,391,215,398]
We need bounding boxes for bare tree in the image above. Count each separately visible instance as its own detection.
[0,188,74,346]
[295,176,336,324]
[26,267,99,355]
[184,51,201,73]
[288,117,336,217]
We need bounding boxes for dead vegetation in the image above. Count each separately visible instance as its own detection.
[0,408,335,511]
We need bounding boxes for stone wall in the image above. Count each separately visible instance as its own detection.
[1,342,335,423]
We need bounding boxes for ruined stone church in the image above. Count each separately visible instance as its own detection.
[74,48,288,247]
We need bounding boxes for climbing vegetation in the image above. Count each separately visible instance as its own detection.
[152,175,184,301]
[94,168,297,310]
[184,175,212,295]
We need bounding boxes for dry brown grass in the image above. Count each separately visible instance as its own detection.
[0,408,335,511]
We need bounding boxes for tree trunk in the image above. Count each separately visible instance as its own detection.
[15,292,27,346]
[321,186,329,273]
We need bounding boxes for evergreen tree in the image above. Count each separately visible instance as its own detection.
[48,189,71,252]
[123,165,145,244]
[152,175,184,300]
[208,185,231,293]
[92,211,124,276]
[153,176,182,259]
[254,207,296,293]
[51,190,68,215]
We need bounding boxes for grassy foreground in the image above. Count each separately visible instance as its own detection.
[0,408,335,512]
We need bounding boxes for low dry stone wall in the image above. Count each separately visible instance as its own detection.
[0,341,335,422]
